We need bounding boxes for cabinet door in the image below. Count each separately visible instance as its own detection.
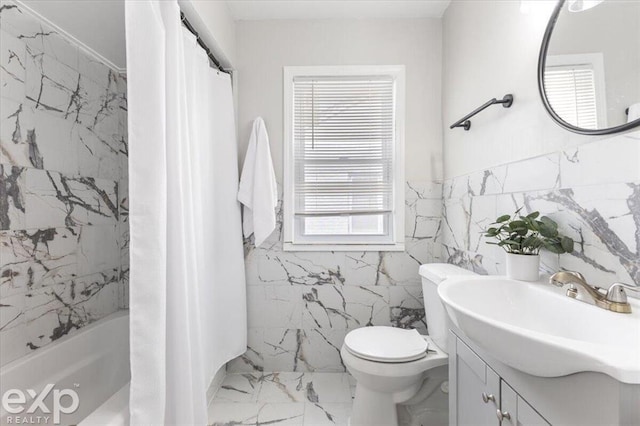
[449,332,500,426]
[499,381,549,426]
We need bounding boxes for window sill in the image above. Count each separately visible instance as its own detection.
[282,242,405,252]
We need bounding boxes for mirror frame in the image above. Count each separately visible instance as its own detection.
[538,0,640,135]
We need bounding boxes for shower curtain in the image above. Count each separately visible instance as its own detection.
[125,1,247,423]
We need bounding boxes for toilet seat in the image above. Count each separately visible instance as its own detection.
[344,326,429,363]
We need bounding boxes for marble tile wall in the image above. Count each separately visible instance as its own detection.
[0,1,128,366]
[228,181,443,373]
[438,131,640,289]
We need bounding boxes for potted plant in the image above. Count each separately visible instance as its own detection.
[483,209,574,281]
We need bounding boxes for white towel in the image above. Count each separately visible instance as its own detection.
[237,117,278,247]
[627,103,640,123]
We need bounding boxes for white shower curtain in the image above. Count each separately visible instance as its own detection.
[125,1,247,424]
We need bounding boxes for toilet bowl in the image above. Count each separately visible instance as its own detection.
[341,264,476,426]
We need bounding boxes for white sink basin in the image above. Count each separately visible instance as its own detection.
[438,276,640,384]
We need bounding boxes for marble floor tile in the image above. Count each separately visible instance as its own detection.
[258,372,307,403]
[210,373,355,426]
[305,373,351,404]
[303,402,351,426]
[208,402,304,426]
[209,371,440,426]
[397,404,448,426]
[215,373,262,403]
[347,374,356,400]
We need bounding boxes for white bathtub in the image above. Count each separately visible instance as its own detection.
[0,311,130,425]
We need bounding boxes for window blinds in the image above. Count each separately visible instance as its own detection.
[293,76,395,217]
[544,65,599,129]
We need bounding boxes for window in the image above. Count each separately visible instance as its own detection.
[545,53,607,129]
[283,66,405,251]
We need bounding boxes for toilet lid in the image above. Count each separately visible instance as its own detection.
[344,326,428,363]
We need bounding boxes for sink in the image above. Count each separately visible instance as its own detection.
[438,276,640,384]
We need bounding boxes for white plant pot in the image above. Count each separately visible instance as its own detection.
[505,253,540,281]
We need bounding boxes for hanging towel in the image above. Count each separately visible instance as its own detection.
[238,117,278,247]
[627,103,640,123]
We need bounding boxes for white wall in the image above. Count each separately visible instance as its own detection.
[181,0,237,67]
[235,18,443,183]
[439,1,640,289]
[441,0,630,179]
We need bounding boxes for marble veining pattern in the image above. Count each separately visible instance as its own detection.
[439,132,640,289]
[0,1,128,366]
[231,181,441,373]
[234,133,639,374]
[209,372,440,426]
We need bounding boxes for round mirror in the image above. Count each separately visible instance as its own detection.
[538,0,640,135]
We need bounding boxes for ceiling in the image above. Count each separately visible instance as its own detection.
[16,0,451,71]
[19,0,126,70]
[225,0,451,20]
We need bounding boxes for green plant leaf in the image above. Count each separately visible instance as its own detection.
[539,224,558,238]
[485,227,501,237]
[540,216,558,229]
[522,235,537,247]
[561,236,574,253]
[496,214,511,223]
[526,211,540,219]
[543,241,564,254]
[509,220,526,230]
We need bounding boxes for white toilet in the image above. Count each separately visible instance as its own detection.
[340,264,476,426]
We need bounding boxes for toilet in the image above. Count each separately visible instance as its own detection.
[340,264,476,426]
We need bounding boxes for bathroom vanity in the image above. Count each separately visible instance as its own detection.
[448,329,640,425]
[440,276,640,426]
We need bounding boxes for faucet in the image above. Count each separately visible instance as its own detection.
[549,271,638,314]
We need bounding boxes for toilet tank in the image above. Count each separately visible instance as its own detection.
[419,264,476,353]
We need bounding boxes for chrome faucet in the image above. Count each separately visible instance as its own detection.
[549,271,638,314]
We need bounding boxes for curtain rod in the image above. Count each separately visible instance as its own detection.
[180,12,230,75]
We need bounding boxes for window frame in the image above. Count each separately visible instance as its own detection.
[283,65,405,252]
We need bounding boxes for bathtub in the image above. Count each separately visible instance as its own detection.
[0,311,130,425]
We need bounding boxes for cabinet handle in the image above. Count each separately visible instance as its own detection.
[496,409,511,422]
[481,392,495,403]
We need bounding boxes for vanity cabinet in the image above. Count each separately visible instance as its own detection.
[500,381,548,426]
[449,331,549,426]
